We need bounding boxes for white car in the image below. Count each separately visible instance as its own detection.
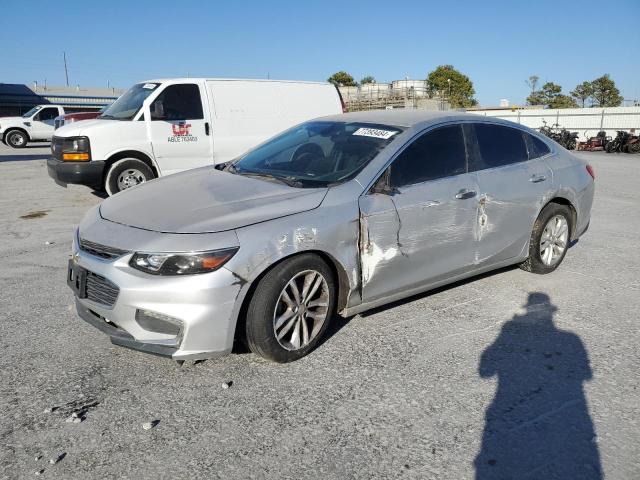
[0,105,65,148]
[47,78,345,195]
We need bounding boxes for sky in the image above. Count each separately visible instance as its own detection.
[1,0,638,106]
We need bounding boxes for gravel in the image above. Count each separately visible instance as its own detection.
[0,145,638,479]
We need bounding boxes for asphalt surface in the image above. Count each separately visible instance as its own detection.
[0,144,638,479]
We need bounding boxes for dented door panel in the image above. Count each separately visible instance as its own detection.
[474,159,554,264]
[359,172,480,302]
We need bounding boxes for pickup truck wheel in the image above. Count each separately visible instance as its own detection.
[105,158,155,196]
[5,130,28,148]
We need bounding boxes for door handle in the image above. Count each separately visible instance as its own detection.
[455,189,477,200]
[205,122,210,136]
[529,174,547,183]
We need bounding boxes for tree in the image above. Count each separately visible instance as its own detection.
[590,74,623,107]
[526,75,539,96]
[360,75,376,85]
[549,94,578,109]
[327,71,356,87]
[527,82,577,109]
[426,65,477,108]
[570,81,594,107]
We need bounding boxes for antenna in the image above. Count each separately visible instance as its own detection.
[63,52,69,87]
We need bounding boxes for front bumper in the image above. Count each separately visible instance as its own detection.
[47,158,105,190]
[69,241,242,361]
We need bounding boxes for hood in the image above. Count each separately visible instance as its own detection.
[99,168,328,234]
[0,116,27,127]
[55,118,115,137]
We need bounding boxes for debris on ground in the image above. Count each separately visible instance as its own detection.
[49,452,66,465]
[221,381,233,389]
[142,420,160,430]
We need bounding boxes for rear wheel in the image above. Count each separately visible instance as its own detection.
[520,203,572,274]
[245,253,336,363]
[104,158,155,196]
[5,130,28,148]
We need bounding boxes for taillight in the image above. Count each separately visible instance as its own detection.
[586,164,595,180]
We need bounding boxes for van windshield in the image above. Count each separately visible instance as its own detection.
[99,83,160,120]
[22,106,42,118]
[228,121,403,187]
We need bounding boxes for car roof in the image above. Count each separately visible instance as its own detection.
[319,109,526,130]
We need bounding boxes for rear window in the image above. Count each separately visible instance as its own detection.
[474,123,528,169]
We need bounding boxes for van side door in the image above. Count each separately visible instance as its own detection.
[470,123,554,264]
[359,124,480,303]
[31,107,60,140]
[146,83,213,176]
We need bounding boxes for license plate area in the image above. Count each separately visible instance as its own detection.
[67,259,87,299]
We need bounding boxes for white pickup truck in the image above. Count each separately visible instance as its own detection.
[0,105,66,148]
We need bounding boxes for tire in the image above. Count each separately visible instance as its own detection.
[627,142,640,154]
[5,129,28,148]
[104,157,155,196]
[520,203,572,274]
[245,253,336,363]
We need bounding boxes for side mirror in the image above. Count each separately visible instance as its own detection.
[151,100,165,120]
[370,170,397,195]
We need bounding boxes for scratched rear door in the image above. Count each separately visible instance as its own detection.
[470,123,554,264]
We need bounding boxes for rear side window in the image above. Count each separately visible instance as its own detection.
[526,133,551,159]
[152,84,203,120]
[474,124,528,169]
[390,125,466,187]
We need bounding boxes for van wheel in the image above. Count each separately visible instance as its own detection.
[104,158,155,196]
[520,203,572,274]
[245,253,336,363]
[5,130,28,148]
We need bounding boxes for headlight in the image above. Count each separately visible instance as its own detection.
[61,136,91,161]
[129,248,238,275]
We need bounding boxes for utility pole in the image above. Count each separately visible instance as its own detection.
[63,52,69,87]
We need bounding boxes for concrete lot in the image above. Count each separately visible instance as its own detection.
[0,144,638,479]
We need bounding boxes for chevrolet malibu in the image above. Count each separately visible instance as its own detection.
[68,111,595,363]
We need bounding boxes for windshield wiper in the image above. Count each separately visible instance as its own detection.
[98,114,116,119]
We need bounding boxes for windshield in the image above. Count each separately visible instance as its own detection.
[99,82,159,120]
[229,121,403,187]
[22,106,42,118]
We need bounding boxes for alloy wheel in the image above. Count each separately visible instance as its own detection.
[539,215,569,266]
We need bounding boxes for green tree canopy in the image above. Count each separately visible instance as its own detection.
[590,74,623,107]
[527,82,577,109]
[327,71,356,87]
[570,81,594,107]
[426,65,477,108]
[360,76,376,85]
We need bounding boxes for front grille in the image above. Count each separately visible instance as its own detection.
[79,238,129,260]
[86,271,119,307]
[51,136,63,160]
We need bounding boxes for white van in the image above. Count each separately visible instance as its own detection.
[48,78,345,195]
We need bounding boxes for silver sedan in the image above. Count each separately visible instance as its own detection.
[68,111,595,362]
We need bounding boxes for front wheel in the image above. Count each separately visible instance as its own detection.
[245,254,336,363]
[104,158,155,196]
[520,203,572,274]
[5,130,28,148]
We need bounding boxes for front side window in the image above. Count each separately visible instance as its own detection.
[151,84,203,121]
[36,108,59,121]
[229,121,402,187]
[389,124,467,188]
[100,82,160,120]
[474,123,528,169]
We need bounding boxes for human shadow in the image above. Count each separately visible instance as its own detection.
[475,292,602,479]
